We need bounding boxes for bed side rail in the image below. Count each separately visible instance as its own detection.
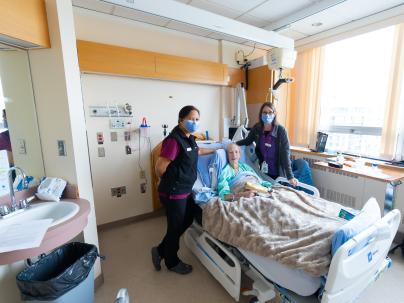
[275,177,320,197]
[322,209,400,303]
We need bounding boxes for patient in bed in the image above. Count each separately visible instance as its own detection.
[218,143,272,201]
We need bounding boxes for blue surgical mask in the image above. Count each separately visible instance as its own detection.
[184,120,199,133]
[261,113,275,125]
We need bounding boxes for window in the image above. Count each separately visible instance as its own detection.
[319,26,396,158]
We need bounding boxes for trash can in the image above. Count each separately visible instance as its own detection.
[16,242,99,303]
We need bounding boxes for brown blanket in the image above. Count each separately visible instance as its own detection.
[202,185,346,277]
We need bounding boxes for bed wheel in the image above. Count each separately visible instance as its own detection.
[249,297,260,303]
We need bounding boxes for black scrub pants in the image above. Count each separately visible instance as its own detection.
[157,194,201,269]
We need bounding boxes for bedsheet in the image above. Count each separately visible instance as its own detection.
[202,185,346,277]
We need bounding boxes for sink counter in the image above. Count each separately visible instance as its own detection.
[0,198,90,265]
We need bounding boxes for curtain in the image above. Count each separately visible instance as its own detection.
[284,47,325,147]
[380,24,404,158]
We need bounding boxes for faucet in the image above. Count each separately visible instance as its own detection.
[8,167,28,212]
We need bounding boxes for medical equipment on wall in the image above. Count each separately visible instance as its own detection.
[162,124,169,137]
[231,83,248,128]
[267,48,297,102]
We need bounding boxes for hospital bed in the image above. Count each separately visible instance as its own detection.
[184,141,401,303]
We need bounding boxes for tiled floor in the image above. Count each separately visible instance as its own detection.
[95,216,404,303]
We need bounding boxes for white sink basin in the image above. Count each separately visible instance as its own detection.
[0,201,80,227]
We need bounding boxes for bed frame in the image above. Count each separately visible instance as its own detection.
[185,186,401,303]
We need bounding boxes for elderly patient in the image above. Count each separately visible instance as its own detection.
[218,143,272,201]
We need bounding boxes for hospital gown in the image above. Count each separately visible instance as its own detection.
[218,162,272,199]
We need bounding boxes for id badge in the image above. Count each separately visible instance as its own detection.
[186,147,192,151]
[261,161,269,174]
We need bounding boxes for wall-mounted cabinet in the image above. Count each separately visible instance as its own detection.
[0,0,50,48]
[77,40,229,86]
[246,66,273,104]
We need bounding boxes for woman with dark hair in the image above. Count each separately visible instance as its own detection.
[236,102,299,186]
[152,105,214,275]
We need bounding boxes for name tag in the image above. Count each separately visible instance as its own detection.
[265,143,271,148]
[187,147,192,151]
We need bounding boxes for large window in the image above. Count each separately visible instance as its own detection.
[319,26,396,157]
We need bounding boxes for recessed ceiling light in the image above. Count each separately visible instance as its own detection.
[312,22,323,27]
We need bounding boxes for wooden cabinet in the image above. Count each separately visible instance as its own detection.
[246,66,273,104]
[0,0,50,48]
[77,40,229,86]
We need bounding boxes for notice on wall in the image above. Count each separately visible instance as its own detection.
[0,149,10,197]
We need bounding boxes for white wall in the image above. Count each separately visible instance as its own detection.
[0,50,44,179]
[82,74,220,224]
[73,8,259,223]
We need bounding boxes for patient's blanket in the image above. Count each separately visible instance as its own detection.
[202,185,346,277]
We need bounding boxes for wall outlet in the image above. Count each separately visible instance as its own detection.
[110,131,118,142]
[139,170,146,179]
[111,186,127,198]
[140,182,146,193]
[98,147,105,157]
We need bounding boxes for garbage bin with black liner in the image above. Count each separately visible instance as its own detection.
[16,242,101,303]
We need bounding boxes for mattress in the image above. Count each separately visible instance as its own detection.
[239,248,322,296]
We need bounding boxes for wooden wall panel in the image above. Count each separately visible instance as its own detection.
[228,67,245,87]
[0,0,50,48]
[77,40,156,78]
[246,66,273,104]
[156,54,227,85]
[77,40,229,86]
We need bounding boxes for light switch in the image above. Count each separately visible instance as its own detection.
[17,139,26,154]
[57,140,67,156]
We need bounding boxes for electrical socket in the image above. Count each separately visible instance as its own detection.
[139,170,146,179]
[111,186,127,198]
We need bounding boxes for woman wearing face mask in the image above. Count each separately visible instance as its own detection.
[236,102,298,186]
[152,105,214,275]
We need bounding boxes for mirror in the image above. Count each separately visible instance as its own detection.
[0,43,44,194]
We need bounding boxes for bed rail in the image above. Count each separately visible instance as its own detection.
[322,209,400,303]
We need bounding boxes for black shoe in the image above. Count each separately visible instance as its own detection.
[151,247,161,271]
[168,261,193,275]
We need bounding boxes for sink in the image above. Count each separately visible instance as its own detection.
[0,200,80,227]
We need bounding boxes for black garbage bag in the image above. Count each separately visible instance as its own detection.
[16,242,99,301]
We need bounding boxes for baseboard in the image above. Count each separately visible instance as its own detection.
[97,208,165,231]
[94,272,104,290]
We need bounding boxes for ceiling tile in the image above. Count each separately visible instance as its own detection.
[290,12,347,36]
[207,32,248,44]
[332,0,404,23]
[72,0,114,13]
[188,0,244,18]
[247,0,312,22]
[165,20,213,36]
[278,29,308,40]
[113,6,170,27]
[236,14,268,28]
[196,0,269,14]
